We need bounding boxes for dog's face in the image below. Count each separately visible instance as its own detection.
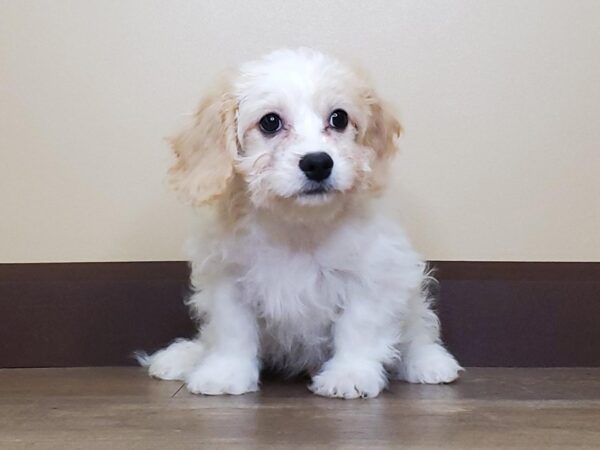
[169,49,401,218]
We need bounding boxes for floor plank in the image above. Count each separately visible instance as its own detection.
[0,368,599,449]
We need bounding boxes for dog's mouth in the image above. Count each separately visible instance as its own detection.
[291,185,338,206]
[295,182,338,198]
[301,185,330,196]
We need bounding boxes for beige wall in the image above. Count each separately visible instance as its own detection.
[1,0,599,263]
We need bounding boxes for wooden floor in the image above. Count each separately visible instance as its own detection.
[0,368,599,449]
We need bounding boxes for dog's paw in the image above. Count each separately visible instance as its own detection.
[399,343,463,384]
[138,339,205,381]
[186,354,259,396]
[309,360,386,399]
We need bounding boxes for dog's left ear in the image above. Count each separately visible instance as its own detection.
[360,90,402,193]
[363,91,402,160]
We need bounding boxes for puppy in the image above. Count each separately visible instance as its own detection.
[138,48,462,398]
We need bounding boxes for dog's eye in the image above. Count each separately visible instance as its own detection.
[329,109,348,131]
[259,113,283,134]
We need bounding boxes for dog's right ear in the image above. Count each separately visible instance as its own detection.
[168,78,239,205]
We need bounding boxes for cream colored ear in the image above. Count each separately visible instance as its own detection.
[361,91,402,193]
[168,80,238,205]
[363,93,402,160]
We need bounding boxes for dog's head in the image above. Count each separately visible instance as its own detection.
[169,48,401,220]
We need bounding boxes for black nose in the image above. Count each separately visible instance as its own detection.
[299,152,334,182]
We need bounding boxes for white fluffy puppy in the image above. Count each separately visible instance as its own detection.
[139,48,462,399]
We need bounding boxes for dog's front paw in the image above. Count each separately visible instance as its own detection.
[309,360,386,399]
[399,343,463,384]
[186,354,259,396]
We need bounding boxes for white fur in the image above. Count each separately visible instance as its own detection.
[139,48,462,398]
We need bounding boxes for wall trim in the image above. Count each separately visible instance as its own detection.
[1,261,598,368]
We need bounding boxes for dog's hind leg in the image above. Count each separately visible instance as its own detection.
[136,338,205,381]
[394,295,463,384]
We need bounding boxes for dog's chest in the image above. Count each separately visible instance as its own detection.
[238,243,351,320]
[237,240,356,372]
[235,227,362,344]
